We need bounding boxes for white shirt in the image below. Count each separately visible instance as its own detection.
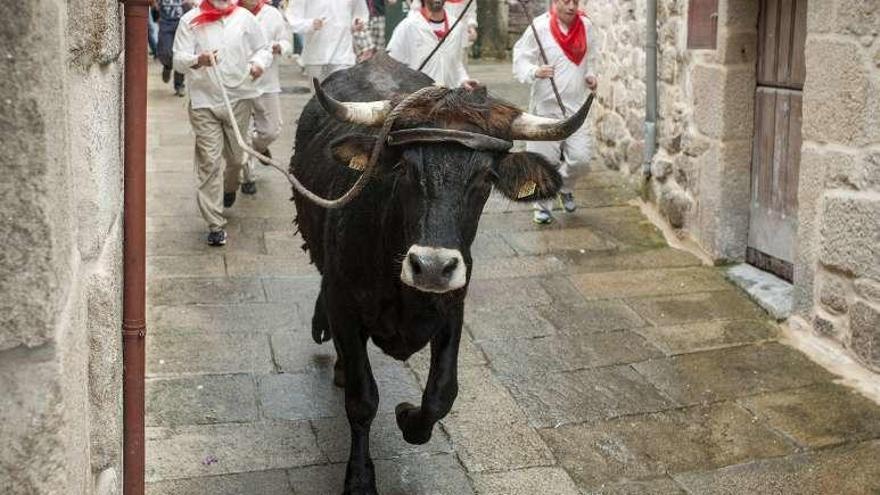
[387,13,470,87]
[286,0,369,67]
[254,5,293,94]
[513,13,598,118]
[173,7,273,109]
[409,0,477,49]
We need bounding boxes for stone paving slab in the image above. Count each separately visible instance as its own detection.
[583,477,687,495]
[287,454,476,495]
[632,343,835,405]
[673,440,880,494]
[146,374,259,427]
[146,470,293,495]
[147,254,226,279]
[571,267,731,300]
[148,277,268,306]
[738,382,880,448]
[441,367,555,472]
[470,467,581,495]
[540,402,792,490]
[625,290,768,326]
[149,302,304,334]
[312,413,454,463]
[480,330,662,378]
[145,421,324,482]
[634,319,778,355]
[147,329,274,377]
[502,365,676,428]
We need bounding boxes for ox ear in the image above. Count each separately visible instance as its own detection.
[329,134,378,171]
[492,151,563,202]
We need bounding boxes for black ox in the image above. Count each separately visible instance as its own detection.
[291,54,591,494]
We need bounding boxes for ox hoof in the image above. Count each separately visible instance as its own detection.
[343,460,377,495]
[395,402,432,445]
[333,359,346,388]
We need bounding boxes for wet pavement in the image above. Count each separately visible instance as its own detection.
[144,59,880,494]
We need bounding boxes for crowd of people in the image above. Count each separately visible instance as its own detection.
[162,0,598,245]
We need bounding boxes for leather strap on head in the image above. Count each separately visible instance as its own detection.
[386,128,513,152]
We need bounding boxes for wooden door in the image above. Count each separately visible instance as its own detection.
[747,0,807,281]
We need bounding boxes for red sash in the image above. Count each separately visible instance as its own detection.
[420,7,450,39]
[191,0,239,27]
[244,0,266,16]
[549,6,588,65]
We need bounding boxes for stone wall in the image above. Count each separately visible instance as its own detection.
[589,0,758,260]
[794,1,880,372]
[0,0,124,493]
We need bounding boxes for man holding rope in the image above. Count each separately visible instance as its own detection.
[173,0,272,246]
[513,0,598,225]
[387,0,477,89]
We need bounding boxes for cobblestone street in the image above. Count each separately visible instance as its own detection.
[143,60,880,494]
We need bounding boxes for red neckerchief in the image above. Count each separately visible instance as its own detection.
[549,4,588,65]
[191,0,239,27]
[244,0,266,16]
[420,7,450,39]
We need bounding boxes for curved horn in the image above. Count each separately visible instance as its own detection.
[313,78,392,127]
[510,93,595,141]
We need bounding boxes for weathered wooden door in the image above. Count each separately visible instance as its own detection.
[747,0,808,281]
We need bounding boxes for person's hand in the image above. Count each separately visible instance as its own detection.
[195,50,218,68]
[250,63,264,80]
[535,65,555,79]
[312,17,325,31]
[467,26,478,42]
[353,18,366,31]
[585,75,598,91]
[462,79,480,91]
[272,42,282,55]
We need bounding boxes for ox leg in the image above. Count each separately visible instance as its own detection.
[331,311,379,494]
[312,287,331,344]
[396,311,462,445]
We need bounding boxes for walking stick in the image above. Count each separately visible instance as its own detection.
[417,0,477,71]
[515,0,567,116]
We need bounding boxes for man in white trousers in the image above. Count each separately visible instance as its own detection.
[387,0,476,88]
[173,0,272,245]
[239,0,292,195]
[513,0,598,225]
[286,0,369,82]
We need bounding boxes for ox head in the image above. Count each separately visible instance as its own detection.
[316,80,593,294]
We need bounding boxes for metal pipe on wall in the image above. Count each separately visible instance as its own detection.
[121,0,149,493]
[644,0,658,177]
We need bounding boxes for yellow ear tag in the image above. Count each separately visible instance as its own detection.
[517,180,537,199]
[348,155,368,171]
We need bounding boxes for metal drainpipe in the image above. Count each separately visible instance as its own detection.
[121,0,149,494]
[644,0,658,177]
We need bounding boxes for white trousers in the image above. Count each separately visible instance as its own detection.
[188,99,253,232]
[305,64,351,82]
[243,92,283,183]
[526,124,593,211]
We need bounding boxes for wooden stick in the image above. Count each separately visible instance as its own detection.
[516,0,567,116]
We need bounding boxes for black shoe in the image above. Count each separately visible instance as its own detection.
[174,85,185,97]
[241,181,257,195]
[162,66,171,83]
[223,191,237,208]
[207,230,227,246]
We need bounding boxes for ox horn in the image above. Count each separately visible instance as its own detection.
[510,93,595,141]
[313,78,392,127]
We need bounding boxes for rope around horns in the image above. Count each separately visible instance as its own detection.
[205,53,448,209]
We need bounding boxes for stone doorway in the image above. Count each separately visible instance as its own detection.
[746,0,808,282]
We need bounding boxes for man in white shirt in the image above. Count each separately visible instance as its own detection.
[239,0,292,195]
[286,0,370,82]
[173,0,273,245]
[513,0,598,224]
[409,0,477,58]
[387,0,475,88]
